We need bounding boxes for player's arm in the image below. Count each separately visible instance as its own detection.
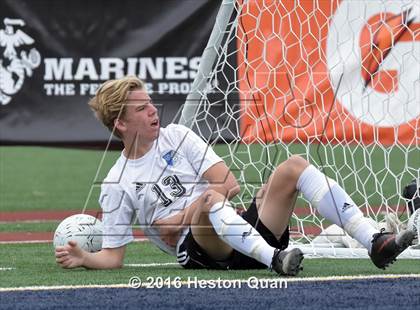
[55,242,126,269]
[56,182,134,269]
[202,161,240,199]
[154,161,239,247]
[179,161,239,225]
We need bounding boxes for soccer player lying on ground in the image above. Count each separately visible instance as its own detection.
[55,76,415,274]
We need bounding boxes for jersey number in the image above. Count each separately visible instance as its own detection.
[151,175,186,207]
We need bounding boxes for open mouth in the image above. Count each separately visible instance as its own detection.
[151,119,159,127]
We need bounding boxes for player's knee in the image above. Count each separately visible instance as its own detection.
[282,155,309,179]
[201,189,227,211]
[204,189,226,202]
[287,155,309,168]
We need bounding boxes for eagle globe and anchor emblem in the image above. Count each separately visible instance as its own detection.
[0,18,41,105]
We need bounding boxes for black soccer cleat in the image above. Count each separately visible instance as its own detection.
[271,248,304,276]
[369,228,415,269]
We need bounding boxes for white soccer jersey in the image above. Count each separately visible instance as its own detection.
[99,124,222,255]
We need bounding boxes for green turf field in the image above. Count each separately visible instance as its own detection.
[0,147,115,212]
[0,222,59,233]
[1,144,418,211]
[1,241,419,288]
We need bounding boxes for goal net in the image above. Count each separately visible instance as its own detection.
[180,0,420,258]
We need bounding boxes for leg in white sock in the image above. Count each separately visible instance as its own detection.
[297,165,379,251]
[208,201,276,267]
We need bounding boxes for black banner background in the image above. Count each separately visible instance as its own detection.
[0,0,232,144]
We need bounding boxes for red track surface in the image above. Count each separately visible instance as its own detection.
[0,210,102,222]
[0,205,399,243]
[0,230,148,243]
[0,210,143,243]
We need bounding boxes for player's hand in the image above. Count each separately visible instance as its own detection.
[55,240,86,269]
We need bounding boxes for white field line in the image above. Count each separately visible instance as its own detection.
[125,263,178,267]
[0,240,53,244]
[286,274,420,282]
[1,274,420,292]
[0,263,175,272]
[0,238,148,245]
[0,267,15,271]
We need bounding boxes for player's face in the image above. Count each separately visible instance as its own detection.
[120,89,160,142]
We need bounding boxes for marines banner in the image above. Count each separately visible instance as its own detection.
[0,0,221,143]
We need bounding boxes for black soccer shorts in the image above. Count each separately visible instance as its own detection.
[176,198,290,269]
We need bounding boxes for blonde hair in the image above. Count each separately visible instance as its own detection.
[88,76,145,138]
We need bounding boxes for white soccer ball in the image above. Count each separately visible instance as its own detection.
[407,209,420,246]
[53,214,103,252]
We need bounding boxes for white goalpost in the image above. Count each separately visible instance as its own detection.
[180,0,420,259]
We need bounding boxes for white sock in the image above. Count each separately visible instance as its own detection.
[343,213,379,252]
[297,165,379,251]
[208,202,276,267]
